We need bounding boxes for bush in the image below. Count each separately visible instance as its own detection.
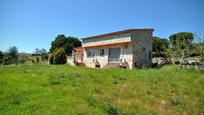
[32,59,35,64]
[2,53,12,65]
[49,48,58,64]
[106,105,119,115]
[18,54,29,64]
[18,59,26,64]
[49,48,67,64]
[36,57,40,63]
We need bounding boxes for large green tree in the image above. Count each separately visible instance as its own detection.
[168,32,194,65]
[49,35,81,55]
[152,37,169,57]
[8,46,18,64]
[169,32,194,49]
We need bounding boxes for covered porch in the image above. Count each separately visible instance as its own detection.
[83,41,133,68]
[72,47,85,66]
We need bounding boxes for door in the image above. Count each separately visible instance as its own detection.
[108,48,120,63]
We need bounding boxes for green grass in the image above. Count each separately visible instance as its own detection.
[0,65,203,114]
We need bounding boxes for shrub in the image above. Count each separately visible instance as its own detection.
[36,56,40,63]
[106,106,119,115]
[18,54,29,64]
[18,59,26,64]
[49,48,67,64]
[2,53,12,65]
[32,59,35,64]
[49,48,58,64]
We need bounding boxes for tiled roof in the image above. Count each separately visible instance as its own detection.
[82,29,154,40]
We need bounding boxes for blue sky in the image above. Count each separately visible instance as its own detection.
[0,0,204,53]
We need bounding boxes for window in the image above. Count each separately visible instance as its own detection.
[100,49,105,56]
[149,51,152,59]
[87,49,95,57]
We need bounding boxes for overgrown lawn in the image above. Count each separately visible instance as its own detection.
[0,65,203,114]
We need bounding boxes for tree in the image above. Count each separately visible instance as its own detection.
[34,48,48,62]
[0,51,3,64]
[18,53,29,64]
[34,48,41,56]
[41,48,48,62]
[169,32,194,66]
[8,46,18,65]
[49,35,81,55]
[2,53,12,65]
[152,37,169,57]
[194,34,204,61]
[170,32,194,49]
[49,48,67,64]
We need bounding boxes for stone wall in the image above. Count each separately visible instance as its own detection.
[131,31,153,68]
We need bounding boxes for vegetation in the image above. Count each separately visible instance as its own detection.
[36,56,40,63]
[18,53,29,64]
[8,46,18,65]
[196,42,204,60]
[49,48,67,64]
[49,34,81,55]
[2,53,12,65]
[167,32,195,65]
[169,32,194,49]
[0,51,3,64]
[194,34,204,60]
[152,32,204,64]
[152,37,169,58]
[32,59,35,64]
[34,48,48,62]
[0,65,203,114]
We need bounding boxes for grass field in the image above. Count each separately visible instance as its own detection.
[0,65,203,114]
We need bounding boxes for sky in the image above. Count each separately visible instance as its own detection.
[0,0,204,53]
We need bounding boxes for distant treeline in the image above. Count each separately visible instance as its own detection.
[0,34,81,65]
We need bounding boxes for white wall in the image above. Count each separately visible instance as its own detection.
[83,44,133,69]
[83,34,131,47]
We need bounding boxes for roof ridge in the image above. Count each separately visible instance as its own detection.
[82,28,154,40]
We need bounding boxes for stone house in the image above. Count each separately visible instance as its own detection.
[70,29,154,69]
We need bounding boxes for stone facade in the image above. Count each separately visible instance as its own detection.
[71,29,153,69]
[131,31,153,68]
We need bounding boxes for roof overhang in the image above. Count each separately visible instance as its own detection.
[73,47,84,52]
[82,29,154,41]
